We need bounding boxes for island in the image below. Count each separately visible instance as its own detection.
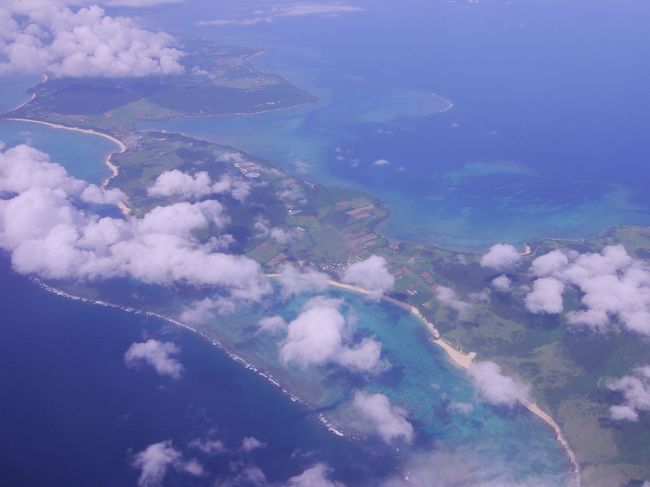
[3,36,650,487]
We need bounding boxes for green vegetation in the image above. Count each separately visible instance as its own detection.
[5,38,315,133]
[4,36,650,486]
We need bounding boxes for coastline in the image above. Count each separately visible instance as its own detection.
[323,278,581,487]
[32,278,352,441]
[3,117,131,215]
[3,85,581,485]
[4,111,581,485]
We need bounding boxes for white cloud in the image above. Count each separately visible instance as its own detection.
[148,170,251,202]
[257,315,287,334]
[350,391,414,443]
[527,246,650,335]
[131,440,203,487]
[0,1,184,78]
[269,227,294,245]
[124,339,183,378]
[277,263,329,298]
[530,249,570,277]
[468,361,530,408]
[179,296,237,325]
[480,243,521,271]
[80,184,127,205]
[524,277,565,314]
[292,159,310,174]
[435,285,470,315]
[283,463,343,487]
[373,159,391,167]
[490,274,511,292]
[253,218,299,245]
[0,142,269,303]
[241,436,266,452]
[605,365,650,422]
[188,437,227,455]
[147,170,212,199]
[342,255,395,300]
[136,200,228,235]
[279,296,387,373]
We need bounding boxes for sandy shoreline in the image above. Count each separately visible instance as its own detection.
[320,278,581,487]
[4,117,131,215]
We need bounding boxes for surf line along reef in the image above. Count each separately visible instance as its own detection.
[6,69,580,485]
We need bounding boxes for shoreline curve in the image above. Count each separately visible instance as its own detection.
[300,276,582,487]
[3,117,131,215]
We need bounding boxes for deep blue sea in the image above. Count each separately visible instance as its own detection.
[0,258,389,486]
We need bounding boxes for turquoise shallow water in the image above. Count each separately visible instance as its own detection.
[0,75,116,184]
[169,287,571,484]
[0,120,116,184]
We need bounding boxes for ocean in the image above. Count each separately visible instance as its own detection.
[0,258,389,486]
[141,0,650,250]
[5,0,641,482]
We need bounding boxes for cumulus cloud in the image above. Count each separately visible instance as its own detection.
[350,391,414,443]
[0,142,268,302]
[530,249,570,277]
[179,296,238,325]
[257,315,287,334]
[468,361,530,408]
[279,296,387,373]
[480,243,521,271]
[342,255,394,300]
[605,365,650,422]
[373,159,391,167]
[277,263,329,298]
[269,227,295,245]
[253,218,300,245]
[490,274,511,292]
[241,437,265,453]
[80,184,127,205]
[188,437,227,455]
[131,440,203,487]
[527,245,650,335]
[435,285,470,315]
[124,339,183,378]
[148,170,251,202]
[0,1,184,78]
[524,277,565,314]
[283,463,343,487]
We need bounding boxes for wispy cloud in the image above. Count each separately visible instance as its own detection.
[197,3,364,27]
